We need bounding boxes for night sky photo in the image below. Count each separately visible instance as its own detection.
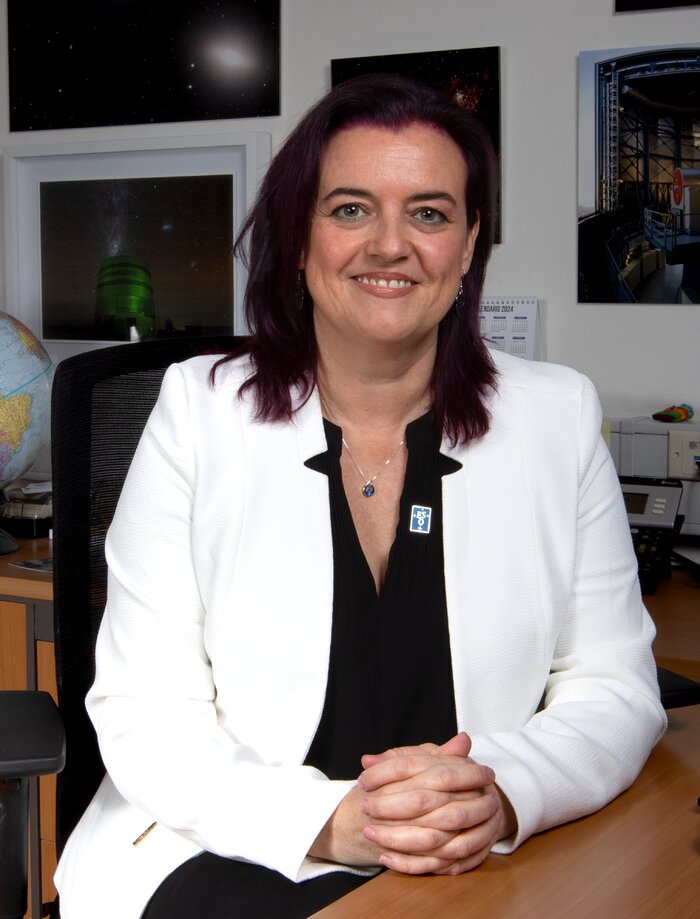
[8,0,280,131]
[40,175,234,340]
[332,47,502,240]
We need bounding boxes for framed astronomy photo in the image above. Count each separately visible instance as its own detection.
[38,173,234,343]
[3,134,271,363]
[7,0,280,130]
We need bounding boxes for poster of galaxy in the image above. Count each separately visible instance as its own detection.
[331,47,502,241]
[8,0,280,131]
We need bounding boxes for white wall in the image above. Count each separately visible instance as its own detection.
[1,0,699,418]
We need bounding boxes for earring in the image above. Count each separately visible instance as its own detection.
[453,275,466,319]
[296,271,307,311]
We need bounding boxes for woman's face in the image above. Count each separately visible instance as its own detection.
[302,122,479,353]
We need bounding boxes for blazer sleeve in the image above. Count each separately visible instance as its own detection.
[86,363,357,883]
[469,372,667,852]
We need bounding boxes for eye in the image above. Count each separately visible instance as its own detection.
[330,203,367,221]
[414,207,448,225]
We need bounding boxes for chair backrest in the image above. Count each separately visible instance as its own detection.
[51,335,244,852]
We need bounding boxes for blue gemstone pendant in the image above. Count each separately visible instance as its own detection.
[362,482,375,497]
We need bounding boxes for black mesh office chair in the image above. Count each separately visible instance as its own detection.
[0,335,242,919]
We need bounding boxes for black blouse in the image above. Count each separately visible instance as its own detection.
[304,412,462,779]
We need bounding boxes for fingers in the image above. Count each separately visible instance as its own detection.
[428,836,496,876]
[359,754,495,795]
[371,811,501,876]
[360,733,472,770]
[362,787,495,828]
[435,732,472,758]
[361,742,440,769]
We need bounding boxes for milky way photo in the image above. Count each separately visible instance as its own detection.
[40,175,234,340]
[8,0,280,131]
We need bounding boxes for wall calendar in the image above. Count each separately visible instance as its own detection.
[480,297,541,361]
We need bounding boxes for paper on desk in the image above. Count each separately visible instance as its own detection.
[8,557,53,573]
[673,545,700,577]
[21,481,53,494]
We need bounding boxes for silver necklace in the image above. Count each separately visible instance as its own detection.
[342,435,405,497]
[318,392,406,498]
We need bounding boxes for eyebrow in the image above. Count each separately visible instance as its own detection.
[320,186,459,207]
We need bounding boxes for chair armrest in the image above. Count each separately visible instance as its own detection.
[0,691,66,778]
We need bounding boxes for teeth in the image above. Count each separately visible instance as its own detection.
[357,276,413,288]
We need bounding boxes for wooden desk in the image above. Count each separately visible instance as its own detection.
[312,701,700,919]
[0,537,53,602]
[0,536,54,692]
[647,565,700,683]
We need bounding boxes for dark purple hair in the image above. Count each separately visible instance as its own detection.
[215,72,499,445]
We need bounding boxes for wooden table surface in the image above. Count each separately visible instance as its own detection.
[312,704,700,918]
[647,565,700,682]
[0,537,53,602]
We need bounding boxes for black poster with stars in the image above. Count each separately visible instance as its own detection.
[8,0,280,131]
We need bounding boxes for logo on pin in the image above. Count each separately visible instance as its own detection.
[410,505,432,534]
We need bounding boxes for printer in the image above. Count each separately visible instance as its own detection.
[604,416,700,535]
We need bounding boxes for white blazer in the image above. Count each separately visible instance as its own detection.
[55,350,666,919]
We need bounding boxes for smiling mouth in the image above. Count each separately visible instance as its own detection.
[355,276,414,289]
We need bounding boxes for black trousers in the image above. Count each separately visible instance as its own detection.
[140,852,376,919]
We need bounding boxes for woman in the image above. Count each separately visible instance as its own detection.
[55,74,666,918]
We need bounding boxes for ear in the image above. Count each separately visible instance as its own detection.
[462,213,480,275]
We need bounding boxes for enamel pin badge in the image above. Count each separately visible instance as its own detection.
[410,505,432,534]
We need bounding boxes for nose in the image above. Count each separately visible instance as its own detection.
[366,212,411,261]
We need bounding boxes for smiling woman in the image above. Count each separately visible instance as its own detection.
[54,75,666,919]
[233,74,498,448]
[303,123,478,358]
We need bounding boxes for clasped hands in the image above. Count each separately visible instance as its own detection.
[310,731,513,876]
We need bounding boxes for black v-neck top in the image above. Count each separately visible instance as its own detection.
[304,412,462,780]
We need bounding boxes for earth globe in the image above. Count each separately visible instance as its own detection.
[0,311,53,491]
